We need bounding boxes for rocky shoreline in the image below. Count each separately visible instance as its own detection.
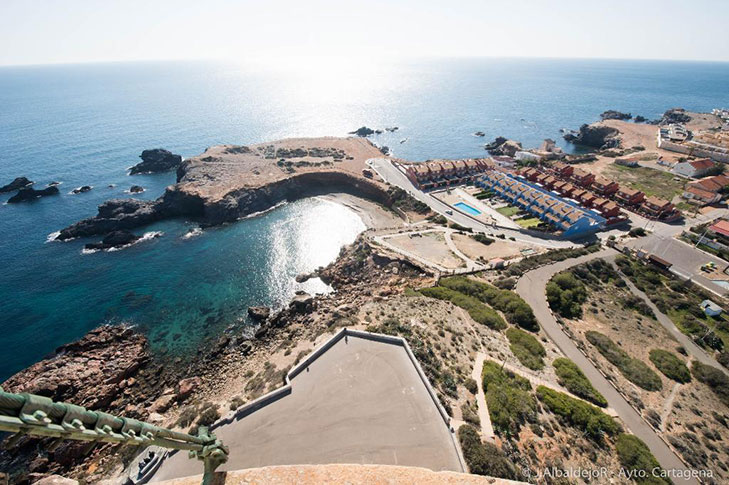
[0,232,431,483]
[56,138,393,242]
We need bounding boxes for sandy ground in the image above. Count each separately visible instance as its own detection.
[320,193,405,230]
[451,233,541,262]
[384,232,465,269]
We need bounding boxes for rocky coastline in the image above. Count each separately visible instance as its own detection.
[0,233,432,483]
[563,123,621,149]
[56,138,393,241]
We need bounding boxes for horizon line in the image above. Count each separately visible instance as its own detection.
[2,54,729,69]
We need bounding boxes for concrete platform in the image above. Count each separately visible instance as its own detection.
[150,331,463,482]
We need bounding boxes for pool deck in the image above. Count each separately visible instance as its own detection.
[150,330,463,482]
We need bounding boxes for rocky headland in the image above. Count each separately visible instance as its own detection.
[484,136,522,156]
[563,123,621,149]
[129,148,183,175]
[57,137,392,241]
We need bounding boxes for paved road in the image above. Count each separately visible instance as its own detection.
[611,259,729,377]
[621,207,729,297]
[367,158,574,250]
[516,249,699,484]
[625,233,729,296]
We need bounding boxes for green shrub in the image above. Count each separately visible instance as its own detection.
[536,386,620,442]
[482,361,537,436]
[649,349,691,383]
[428,214,447,225]
[464,377,478,395]
[629,227,647,238]
[691,361,729,406]
[473,234,494,245]
[449,222,473,232]
[506,327,545,370]
[553,358,607,407]
[546,272,587,318]
[439,276,539,331]
[420,286,506,330]
[585,331,662,391]
[388,186,430,214]
[460,402,481,426]
[505,244,601,276]
[458,424,517,479]
[615,434,671,485]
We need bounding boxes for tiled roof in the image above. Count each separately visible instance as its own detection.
[689,158,715,170]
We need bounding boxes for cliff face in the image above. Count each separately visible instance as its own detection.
[58,137,391,240]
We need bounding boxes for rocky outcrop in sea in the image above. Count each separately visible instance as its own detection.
[0,176,33,193]
[563,123,620,149]
[484,136,522,156]
[600,110,632,121]
[71,185,92,194]
[83,230,141,251]
[129,148,183,175]
[7,186,60,203]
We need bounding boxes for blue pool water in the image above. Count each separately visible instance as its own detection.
[1,58,728,380]
[454,202,482,216]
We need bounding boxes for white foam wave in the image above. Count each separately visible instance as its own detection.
[46,231,61,242]
[182,227,203,239]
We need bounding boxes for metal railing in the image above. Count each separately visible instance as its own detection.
[0,386,228,484]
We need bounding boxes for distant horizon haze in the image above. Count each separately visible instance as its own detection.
[1,0,729,66]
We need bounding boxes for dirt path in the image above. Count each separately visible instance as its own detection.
[516,248,699,484]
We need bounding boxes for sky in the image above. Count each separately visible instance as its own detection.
[1,0,728,66]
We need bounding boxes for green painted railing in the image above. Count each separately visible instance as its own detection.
[0,386,228,484]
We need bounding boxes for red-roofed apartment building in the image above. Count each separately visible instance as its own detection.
[641,196,675,219]
[614,187,645,207]
[550,162,574,178]
[709,220,729,239]
[591,176,619,196]
[672,158,716,178]
[682,174,729,205]
[570,168,596,187]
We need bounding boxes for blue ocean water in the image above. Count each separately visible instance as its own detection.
[1,58,728,380]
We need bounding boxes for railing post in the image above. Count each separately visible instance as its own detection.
[0,386,228,483]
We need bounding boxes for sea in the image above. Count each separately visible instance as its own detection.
[1,58,728,381]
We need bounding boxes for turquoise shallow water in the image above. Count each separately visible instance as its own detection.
[1,58,728,380]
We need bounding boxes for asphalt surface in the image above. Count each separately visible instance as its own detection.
[516,249,699,485]
[625,233,729,296]
[151,335,463,482]
[367,158,574,249]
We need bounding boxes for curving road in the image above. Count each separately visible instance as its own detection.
[516,248,699,484]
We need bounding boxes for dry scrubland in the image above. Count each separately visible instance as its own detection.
[551,258,729,483]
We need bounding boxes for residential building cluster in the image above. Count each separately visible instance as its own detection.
[402,159,492,190]
[682,174,729,205]
[657,124,729,163]
[518,162,680,222]
[477,170,606,238]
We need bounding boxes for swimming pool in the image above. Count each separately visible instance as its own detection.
[454,202,482,216]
